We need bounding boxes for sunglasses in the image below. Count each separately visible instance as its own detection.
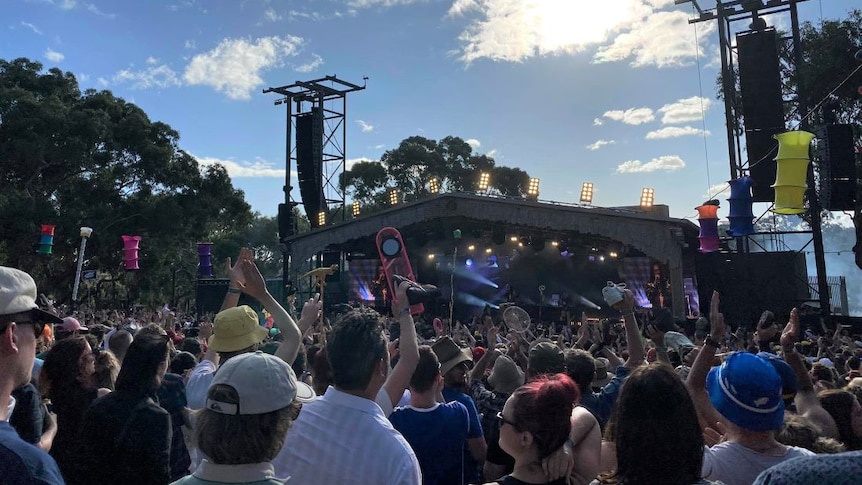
[496,411,518,429]
[0,317,47,339]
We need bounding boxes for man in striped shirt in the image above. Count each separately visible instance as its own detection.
[272,298,421,484]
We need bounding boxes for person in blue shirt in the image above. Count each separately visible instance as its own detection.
[390,346,473,485]
[433,336,487,483]
[0,266,65,485]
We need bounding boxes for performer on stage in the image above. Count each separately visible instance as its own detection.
[645,262,671,309]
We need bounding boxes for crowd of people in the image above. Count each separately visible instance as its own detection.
[2,248,862,485]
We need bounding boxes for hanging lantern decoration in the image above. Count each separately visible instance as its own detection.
[37,224,56,255]
[696,201,721,253]
[121,235,141,270]
[727,177,755,236]
[772,130,815,215]
[197,242,214,278]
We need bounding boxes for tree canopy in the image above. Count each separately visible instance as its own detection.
[0,57,256,306]
[340,135,532,211]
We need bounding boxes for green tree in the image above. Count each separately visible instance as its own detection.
[0,58,254,305]
[340,135,531,215]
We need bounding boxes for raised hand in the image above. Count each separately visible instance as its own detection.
[299,294,322,325]
[780,308,799,351]
[226,247,253,287]
[612,289,635,312]
[238,258,268,300]
[391,279,412,316]
[709,291,725,341]
[487,325,499,346]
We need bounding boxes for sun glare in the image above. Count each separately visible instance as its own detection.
[533,0,644,54]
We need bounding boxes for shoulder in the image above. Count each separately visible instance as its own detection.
[0,428,64,485]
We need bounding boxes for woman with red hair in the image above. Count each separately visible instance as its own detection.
[490,373,580,485]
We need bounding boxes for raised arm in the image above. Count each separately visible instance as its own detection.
[235,258,302,364]
[470,326,499,383]
[219,247,253,312]
[382,280,420,408]
[615,290,644,368]
[781,308,839,439]
[686,291,725,431]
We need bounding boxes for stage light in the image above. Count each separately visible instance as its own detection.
[510,236,518,242]
[518,242,524,248]
[551,241,559,247]
[465,258,474,267]
[478,172,490,192]
[527,178,540,198]
[599,255,605,262]
[317,211,326,226]
[580,182,594,204]
[609,251,618,258]
[467,245,475,251]
[388,188,399,205]
[352,202,360,217]
[428,254,435,260]
[429,177,440,194]
[640,188,655,207]
[485,248,492,254]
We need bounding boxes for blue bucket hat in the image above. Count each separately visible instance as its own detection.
[757,352,798,401]
[707,352,784,432]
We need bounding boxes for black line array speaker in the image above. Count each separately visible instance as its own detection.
[695,251,809,331]
[195,279,260,317]
[320,251,346,308]
[737,28,786,202]
[817,124,857,211]
[296,108,325,226]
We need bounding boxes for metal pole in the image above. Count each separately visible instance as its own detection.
[789,0,830,321]
[282,99,294,295]
[717,2,740,180]
[71,227,92,307]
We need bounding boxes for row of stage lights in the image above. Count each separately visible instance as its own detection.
[317,175,656,225]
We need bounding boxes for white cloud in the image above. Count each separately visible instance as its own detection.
[347,0,423,7]
[146,56,159,65]
[194,154,287,178]
[449,0,711,67]
[703,182,729,199]
[645,126,710,139]
[346,157,378,170]
[183,36,304,100]
[78,73,90,82]
[586,139,615,151]
[615,155,685,173]
[593,118,603,126]
[112,64,181,89]
[263,7,282,21]
[44,48,65,62]
[486,148,498,158]
[29,0,77,10]
[356,120,374,133]
[603,107,654,125]
[593,11,714,68]
[184,39,196,50]
[288,10,325,21]
[658,96,713,124]
[374,144,386,150]
[96,77,109,88]
[294,54,323,73]
[21,22,43,35]
[86,3,116,18]
[465,138,481,149]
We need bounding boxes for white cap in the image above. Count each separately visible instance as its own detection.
[206,351,315,415]
[0,267,62,323]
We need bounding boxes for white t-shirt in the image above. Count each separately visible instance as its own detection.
[702,441,815,485]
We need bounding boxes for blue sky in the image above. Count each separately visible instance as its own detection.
[0,0,850,224]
